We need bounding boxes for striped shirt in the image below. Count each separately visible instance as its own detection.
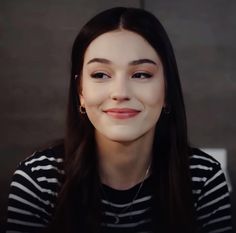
[4,147,233,233]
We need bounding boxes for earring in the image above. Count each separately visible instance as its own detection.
[74,74,78,80]
[79,105,86,114]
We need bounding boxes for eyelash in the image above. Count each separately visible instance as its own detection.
[90,72,110,79]
[132,72,153,79]
[90,72,153,79]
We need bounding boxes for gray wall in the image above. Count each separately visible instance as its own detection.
[145,1,236,230]
[0,0,235,230]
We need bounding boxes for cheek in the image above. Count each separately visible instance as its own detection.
[141,82,165,107]
[81,84,107,107]
[144,90,164,126]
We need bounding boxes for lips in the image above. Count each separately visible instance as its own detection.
[104,108,141,119]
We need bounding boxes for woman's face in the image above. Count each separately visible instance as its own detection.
[79,29,165,143]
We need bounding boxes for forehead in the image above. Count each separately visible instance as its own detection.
[83,29,160,64]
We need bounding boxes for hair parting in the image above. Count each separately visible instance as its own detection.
[48,7,197,233]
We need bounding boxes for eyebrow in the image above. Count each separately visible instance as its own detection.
[86,58,157,66]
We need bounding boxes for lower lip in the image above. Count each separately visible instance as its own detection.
[105,111,140,119]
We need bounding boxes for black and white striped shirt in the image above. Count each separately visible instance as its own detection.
[5,147,233,233]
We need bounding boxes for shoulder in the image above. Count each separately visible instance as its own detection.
[189,147,222,183]
[10,144,65,202]
[6,144,65,231]
[189,147,230,209]
[23,143,64,165]
[189,147,220,168]
[16,144,65,185]
[190,148,224,187]
[189,148,233,231]
[21,144,64,172]
[189,147,228,199]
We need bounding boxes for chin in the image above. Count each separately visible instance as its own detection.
[104,131,145,143]
[110,137,138,143]
[96,125,156,144]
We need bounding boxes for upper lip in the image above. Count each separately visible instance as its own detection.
[103,108,141,113]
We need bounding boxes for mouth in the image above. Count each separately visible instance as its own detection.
[103,108,141,119]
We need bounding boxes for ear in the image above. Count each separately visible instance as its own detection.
[77,82,85,107]
[79,93,85,107]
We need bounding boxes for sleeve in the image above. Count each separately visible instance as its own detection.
[5,160,52,233]
[195,163,233,233]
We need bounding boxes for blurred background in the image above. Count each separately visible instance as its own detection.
[0,0,235,230]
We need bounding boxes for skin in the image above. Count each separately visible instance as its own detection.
[79,29,165,189]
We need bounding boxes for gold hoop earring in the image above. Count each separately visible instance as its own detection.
[79,106,86,114]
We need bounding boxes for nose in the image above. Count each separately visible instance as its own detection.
[110,77,130,101]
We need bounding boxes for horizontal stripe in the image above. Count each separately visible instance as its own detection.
[101,195,152,208]
[190,165,213,171]
[37,176,61,184]
[204,170,223,186]
[8,206,38,217]
[25,155,63,165]
[192,177,207,182]
[192,189,201,194]
[104,207,150,218]
[102,218,151,228]
[8,218,45,227]
[197,193,229,211]
[190,154,219,165]
[14,170,58,196]
[197,204,231,220]
[209,226,233,233]
[11,182,54,207]
[8,206,49,223]
[5,148,232,233]
[203,215,231,227]
[198,181,227,201]
[9,194,50,216]
[31,165,64,174]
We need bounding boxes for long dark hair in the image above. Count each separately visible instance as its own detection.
[49,7,196,233]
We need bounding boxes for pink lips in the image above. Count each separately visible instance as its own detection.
[104,108,141,119]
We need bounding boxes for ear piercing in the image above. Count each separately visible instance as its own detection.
[79,106,86,114]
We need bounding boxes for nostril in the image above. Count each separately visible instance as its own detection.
[111,95,130,101]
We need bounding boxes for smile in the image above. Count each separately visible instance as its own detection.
[104,108,141,119]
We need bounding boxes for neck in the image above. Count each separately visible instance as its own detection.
[96,130,154,190]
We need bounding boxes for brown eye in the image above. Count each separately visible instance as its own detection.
[132,72,152,79]
[91,72,110,79]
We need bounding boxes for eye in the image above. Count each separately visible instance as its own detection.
[90,72,110,79]
[132,72,153,79]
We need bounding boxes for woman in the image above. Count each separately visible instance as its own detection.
[5,7,232,233]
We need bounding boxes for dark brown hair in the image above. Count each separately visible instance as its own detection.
[49,7,196,233]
